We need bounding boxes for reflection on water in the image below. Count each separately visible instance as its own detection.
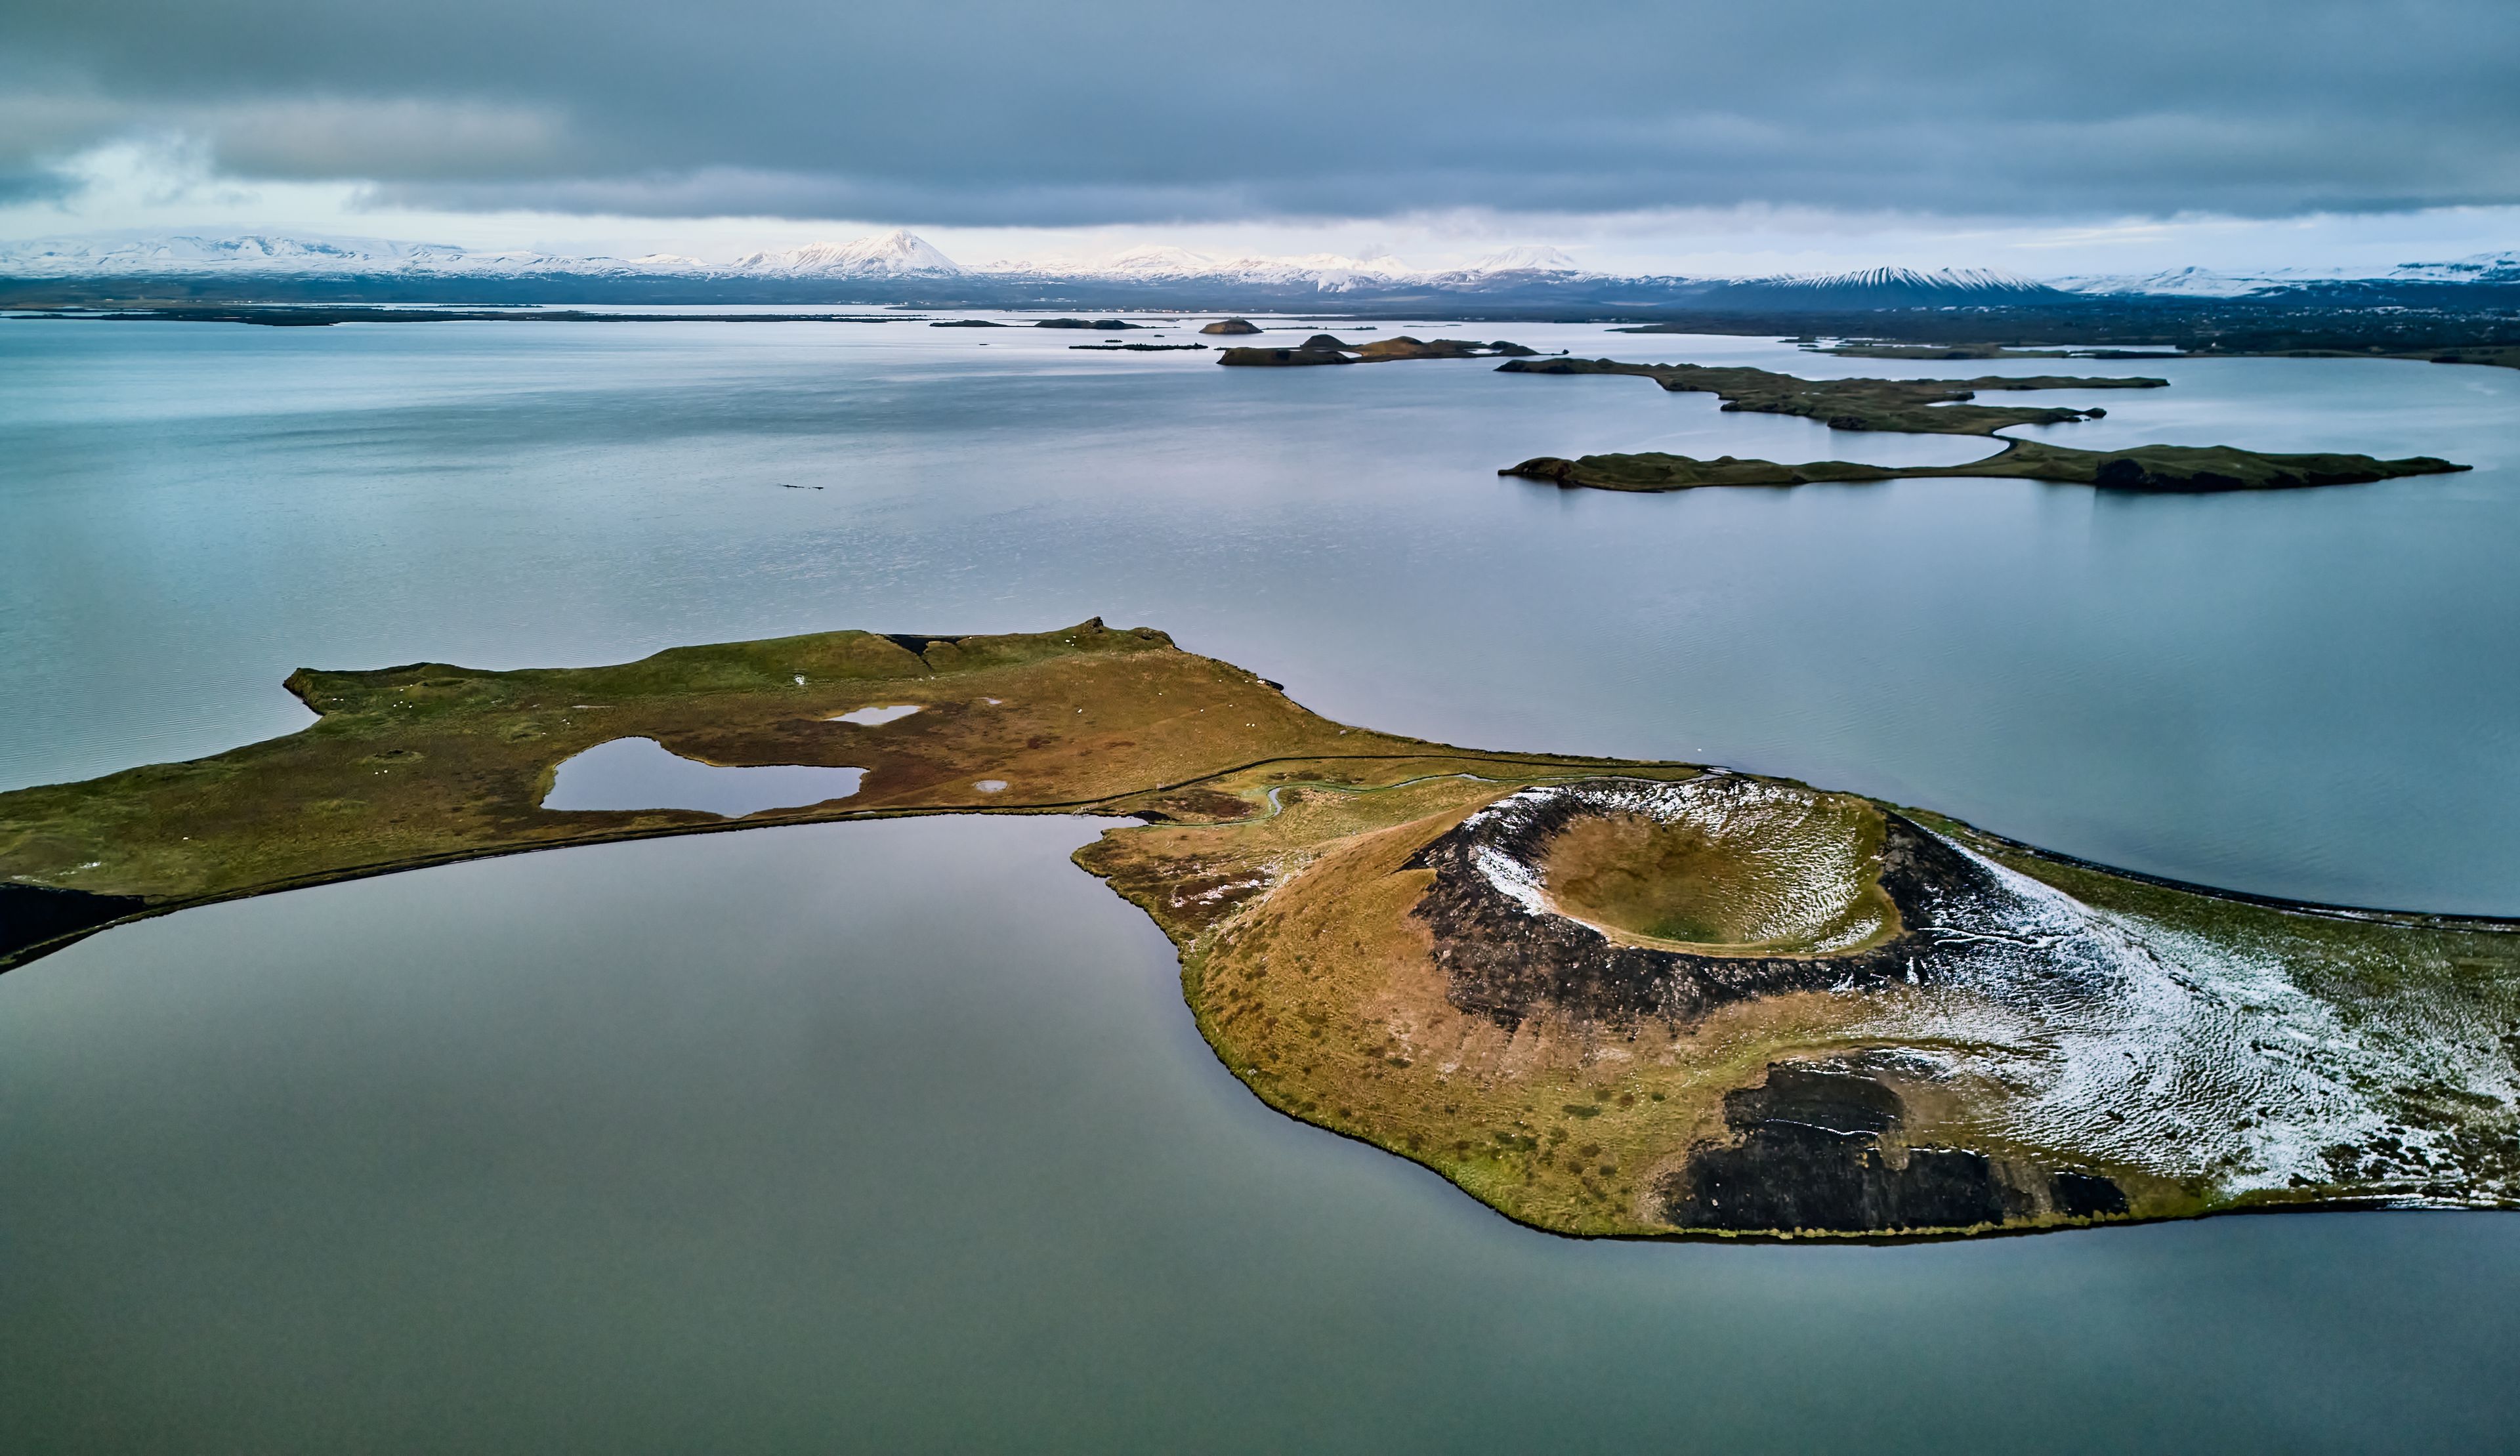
[5,818,2515,1451]
[541,736,864,816]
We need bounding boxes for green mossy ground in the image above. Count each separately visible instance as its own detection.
[0,621,1444,934]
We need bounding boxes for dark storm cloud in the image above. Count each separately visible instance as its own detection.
[0,168,79,205]
[7,0,2517,222]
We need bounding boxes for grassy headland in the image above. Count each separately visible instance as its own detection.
[3,623,2511,1239]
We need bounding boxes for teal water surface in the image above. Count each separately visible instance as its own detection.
[5,318,2515,907]
[5,819,2515,1452]
[3,318,2516,1449]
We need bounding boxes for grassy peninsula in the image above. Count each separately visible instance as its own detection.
[4,623,2513,1239]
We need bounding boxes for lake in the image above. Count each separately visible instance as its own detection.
[3,316,2515,1449]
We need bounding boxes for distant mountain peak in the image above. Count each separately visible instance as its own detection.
[728,230,963,277]
[1766,264,2049,294]
[1468,245,1582,275]
[983,245,1418,290]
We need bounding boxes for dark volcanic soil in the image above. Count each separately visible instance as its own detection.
[1404,778,2019,1028]
[1657,1061,2130,1234]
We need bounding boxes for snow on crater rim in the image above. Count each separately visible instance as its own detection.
[1457,776,2509,1200]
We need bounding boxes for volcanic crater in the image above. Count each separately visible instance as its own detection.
[1406,774,2025,1030]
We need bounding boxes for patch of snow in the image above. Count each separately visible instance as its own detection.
[1857,837,2489,1196]
[1459,777,2511,1201]
[1463,776,1872,947]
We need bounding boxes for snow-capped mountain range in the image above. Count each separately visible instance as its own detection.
[2053,251,2520,297]
[725,230,962,278]
[0,231,711,279]
[3,228,2511,306]
[1767,265,2040,295]
[0,228,1601,288]
[982,244,1417,291]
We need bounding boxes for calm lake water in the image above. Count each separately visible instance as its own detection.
[3,317,2517,1449]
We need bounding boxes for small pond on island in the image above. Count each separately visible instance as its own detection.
[540,736,866,816]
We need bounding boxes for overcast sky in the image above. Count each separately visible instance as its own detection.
[5,0,2515,274]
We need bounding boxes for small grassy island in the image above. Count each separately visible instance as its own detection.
[1496,355,2173,434]
[1492,358,2470,491]
[1219,335,1541,366]
[1503,442,2468,493]
[4,622,2513,1239]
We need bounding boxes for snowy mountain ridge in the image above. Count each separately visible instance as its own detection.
[724,230,963,277]
[982,245,1418,291]
[6,229,2513,301]
[1757,264,2049,295]
[2057,250,2520,297]
[0,230,707,279]
[0,228,1615,290]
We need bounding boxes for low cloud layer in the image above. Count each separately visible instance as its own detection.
[8,0,2516,227]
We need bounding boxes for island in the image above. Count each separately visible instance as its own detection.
[1200,318,1263,335]
[3,621,2511,1238]
[1496,356,2170,434]
[1502,442,2469,493]
[1034,318,1141,329]
[1491,357,2469,491]
[1220,335,1542,366]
